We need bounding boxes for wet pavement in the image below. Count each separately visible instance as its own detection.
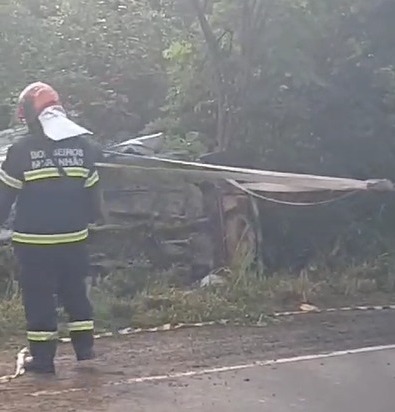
[106,348,395,411]
[2,309,395,411]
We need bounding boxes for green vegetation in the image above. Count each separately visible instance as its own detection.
[1,0,395,336]
[1,248,395,338]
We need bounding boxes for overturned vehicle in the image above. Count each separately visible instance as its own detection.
[0,127,392,287]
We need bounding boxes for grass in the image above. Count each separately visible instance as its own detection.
[1,251,395,340]
[82,252,395,331]
[0,295,25,338]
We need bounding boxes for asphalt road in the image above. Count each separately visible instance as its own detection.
[3,309,395,411]
[105,348,395,412]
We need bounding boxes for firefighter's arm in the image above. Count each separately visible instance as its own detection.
[85,171,105,224]
[84,143,106,225]
[0,145,23,225]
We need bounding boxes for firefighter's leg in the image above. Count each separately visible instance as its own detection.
[58,244,95,361]
[16,246,58,374]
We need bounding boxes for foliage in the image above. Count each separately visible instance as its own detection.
[0,0,168,137]
[1,0,395,273]
[2,251,395,338]
[0,246,18,299]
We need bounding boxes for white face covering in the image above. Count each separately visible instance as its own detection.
[37,105,92,141]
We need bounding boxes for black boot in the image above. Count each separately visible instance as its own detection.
[25,341,56,374]
[71,330,96,361]
[24,357,56,374]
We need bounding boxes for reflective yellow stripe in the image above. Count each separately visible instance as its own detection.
[0,168,23,189]
[24,167,90,182]
[68,320,94,332]
[27,331,58,342]
[24,167,59,181]
[12,228,89,245]
[65,167,90,178]
[84,171,99,188]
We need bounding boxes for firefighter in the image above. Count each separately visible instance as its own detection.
[0,82,103,374]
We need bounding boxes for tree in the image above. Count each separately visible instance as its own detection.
[1,0,395,271]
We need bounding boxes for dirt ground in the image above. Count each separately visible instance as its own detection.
[1,309,395,411]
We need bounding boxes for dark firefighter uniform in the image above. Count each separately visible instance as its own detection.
[0,91,103,374]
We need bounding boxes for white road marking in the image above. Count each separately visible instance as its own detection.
[30,343,395,397]
[5,304,395,384]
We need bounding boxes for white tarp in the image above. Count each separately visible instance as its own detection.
[0,127,393,193]
[99,154,394,193]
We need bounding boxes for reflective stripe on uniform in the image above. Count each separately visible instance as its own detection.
[12,228,89,245]
[68,320,94,332]
[0,168,23,189]
[27,331,58,342]
[84,170,99,188]
[24,167,90,182]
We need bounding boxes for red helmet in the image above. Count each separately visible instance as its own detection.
[17,82,61,123]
